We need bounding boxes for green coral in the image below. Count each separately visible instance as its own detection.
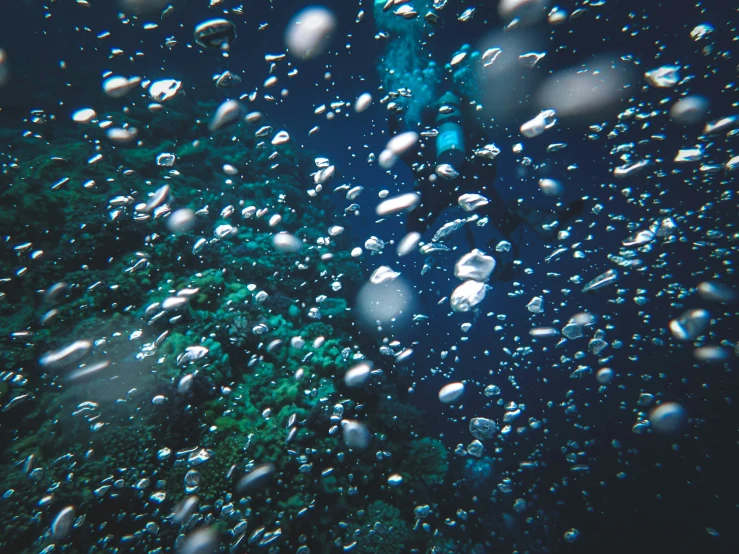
[319,297,349,320]
[0,87,458,554]
[375,396,426,439]
[400,437,449,487]
[342,500,410,554]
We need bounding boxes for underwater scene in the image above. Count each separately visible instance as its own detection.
[0,0,737,552]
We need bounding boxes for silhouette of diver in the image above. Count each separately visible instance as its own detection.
[389,90,583,280]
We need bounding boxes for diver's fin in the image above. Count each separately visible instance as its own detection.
[558,198,585,224]
[519,199,585,241]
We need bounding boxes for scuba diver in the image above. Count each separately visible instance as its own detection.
[388,88,584,280]
[372,1,583,279]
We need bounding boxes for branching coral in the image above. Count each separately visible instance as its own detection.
[342,500,410,554]
[0,74,459,554]
[400,437,450,487]
[374,396,426,439]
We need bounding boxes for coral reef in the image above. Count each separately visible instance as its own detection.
[400,437,450,487]
[0,94,457,553]
[340,500,410,554]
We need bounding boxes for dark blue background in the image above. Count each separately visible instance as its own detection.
[1,0,737,552]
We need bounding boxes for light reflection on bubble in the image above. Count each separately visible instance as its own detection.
[498,0,550,26]
[670,96,709,125]
[272,232,303,253]
[536,56,634,120]
[476,30,545,124]
[285,6,337,60]
[356,277,414,327]
[118,0,171,15]
[166,208,196,235]
[0,49,9,88]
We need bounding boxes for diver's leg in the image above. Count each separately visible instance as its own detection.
[407,177,451,235]
[514,198,585,240]
[484,225,518,282]
[476,179,523,236]
[464,226,476,249]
